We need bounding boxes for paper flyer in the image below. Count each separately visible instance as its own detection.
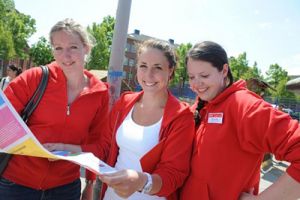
[0,90,115,175]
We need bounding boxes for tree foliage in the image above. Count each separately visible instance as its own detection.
[265,63,295,98]
[171,43,192,87]
[86,16,115,70]
[0,0,36,60]
[266,64,288,87]
[229,52,263,81]
[29,37,54,66]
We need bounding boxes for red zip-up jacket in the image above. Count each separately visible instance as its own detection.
[101,91,195,200]
[180,80,300,200]
[3,62,110,189]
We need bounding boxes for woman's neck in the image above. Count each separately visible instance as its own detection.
[139,90,168,109]
[65,71,88,105]
[65,71,86,89]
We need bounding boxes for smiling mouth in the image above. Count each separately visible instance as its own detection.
[63,62,75,66]
[196,88,207,93]
[143,81,156,87]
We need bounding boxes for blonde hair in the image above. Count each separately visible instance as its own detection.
[49,18,95,53]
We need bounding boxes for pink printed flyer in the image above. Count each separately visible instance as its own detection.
[0,106,27,149]
[0,90,115,175]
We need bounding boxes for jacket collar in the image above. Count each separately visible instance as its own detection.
[116,90,191,133]
[191,80,248,111]
[209,80,247,105]
[47,61,108,94]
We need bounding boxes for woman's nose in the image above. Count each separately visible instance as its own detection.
[145,69,155,78]
[62,49,72,58]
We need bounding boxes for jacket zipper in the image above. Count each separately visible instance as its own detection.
[67,105,70,115]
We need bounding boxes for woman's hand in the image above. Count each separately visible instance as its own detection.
[43,143,65,151]
[99,169,147,198]
[43,143,82,153]
[239,188,259,200]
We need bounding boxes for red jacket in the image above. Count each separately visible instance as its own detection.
[180,80,300,200]
[102,91,195,200]
[3,62,110,189]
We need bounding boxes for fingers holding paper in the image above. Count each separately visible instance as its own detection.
[99,169,147,198]
[43,143,82,153]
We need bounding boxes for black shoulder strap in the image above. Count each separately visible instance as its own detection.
[0,77,6,90]
[21,66,49,122]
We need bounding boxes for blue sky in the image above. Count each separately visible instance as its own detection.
[14,0,300,75]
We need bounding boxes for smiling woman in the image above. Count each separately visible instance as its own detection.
[180,41,300,200]
[1,18,110,200]
[99,39,195,200]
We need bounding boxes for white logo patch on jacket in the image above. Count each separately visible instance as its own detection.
[208,113,223,124]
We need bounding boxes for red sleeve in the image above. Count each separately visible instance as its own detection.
[155,110,195,196]
[238,99,300,183]
[81,91,111,180]
[4,67,42,113]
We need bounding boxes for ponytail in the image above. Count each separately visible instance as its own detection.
[16,67,22,76]
[194,98,206,126]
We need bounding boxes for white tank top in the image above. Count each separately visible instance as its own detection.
[103,106,166,200]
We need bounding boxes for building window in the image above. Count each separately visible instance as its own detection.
[123,57,129,66]
[126,42,137,53]
[131,44,136,53]
[129,59,135,67]
[126,43,131,52]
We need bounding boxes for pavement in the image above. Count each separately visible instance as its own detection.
[260,158,289,192]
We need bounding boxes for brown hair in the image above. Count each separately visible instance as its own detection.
[137,39,178,79]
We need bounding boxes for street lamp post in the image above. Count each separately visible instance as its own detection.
[107,0,132,108]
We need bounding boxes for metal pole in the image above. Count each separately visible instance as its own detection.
[107,0,132,107]
[93,1,132,199]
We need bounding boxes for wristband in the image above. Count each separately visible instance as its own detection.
[141,172,153,194]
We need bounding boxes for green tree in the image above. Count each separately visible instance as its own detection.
[0,0,36,60]
[229,52,249,80]
[0,21,15,59]
[172,43,192,87]
[265,63,294,98]
[242,62,263,80]
[266,64,288,87]
[30,37,54,66]
[0,0,15,59]
[229,53,263,82]
[86,16,115,70]
[8,11,36,59]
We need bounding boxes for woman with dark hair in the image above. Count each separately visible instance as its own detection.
[98,39,195,200]
[180,41,300,200]
[0,64,22,90]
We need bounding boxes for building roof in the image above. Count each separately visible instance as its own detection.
[286,77,300,89]
[289,75,300,80]
[286,77,300,95]
[127,33,155,42]
[127,30,179,47]
[88,69,108,80]
[88,69,133,92]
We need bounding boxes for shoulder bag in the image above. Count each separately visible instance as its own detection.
[0,65,49,175]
